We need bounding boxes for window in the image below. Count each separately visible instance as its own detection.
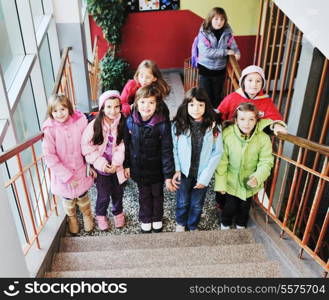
[13,79,40,144]
[39,34,54,98]
[30,0,44,30]
[0,0,25,89]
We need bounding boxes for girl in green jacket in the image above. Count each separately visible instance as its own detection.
[214,103,274,229]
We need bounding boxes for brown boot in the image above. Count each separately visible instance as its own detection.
[62,198,79,234]
[77,193,94,232]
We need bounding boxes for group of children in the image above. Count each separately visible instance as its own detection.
[42,7,288,234]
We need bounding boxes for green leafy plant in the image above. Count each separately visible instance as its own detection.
[101,53,129,91]
[87,0,128,46]
[87,0,130,92]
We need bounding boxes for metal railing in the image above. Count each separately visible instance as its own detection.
[52,47,76,107]
[88,36,100,103]
[183,55,240,94]
[0,47,74,256]
[183,57,199,92]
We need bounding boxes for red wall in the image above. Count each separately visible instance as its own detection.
[89,10,255,71]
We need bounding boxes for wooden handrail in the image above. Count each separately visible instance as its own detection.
[0,133,43,164]
[52,47,72,95]
[277,133,329,156]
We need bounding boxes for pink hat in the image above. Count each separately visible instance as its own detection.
[239,65,266,89]
[98,90,121,110]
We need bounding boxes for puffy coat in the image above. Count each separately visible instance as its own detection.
[120,79,141,116]
[197,24,240,71]
[218,88,284,123]
[81,114,126,184]
[42,111,94,199]
[214,119,274,200]
[172,122,223,186]
[124,110,175,184]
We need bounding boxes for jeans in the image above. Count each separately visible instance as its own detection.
[95,173,123,216]
[176,174,208,230]
[221,194,252,227]
[199,70,226,108]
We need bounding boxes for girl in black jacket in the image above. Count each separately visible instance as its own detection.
[124,84,175,233]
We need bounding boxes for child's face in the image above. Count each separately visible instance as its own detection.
[137,67,157,87]
[211,14,225,30]
[52,103,69,123]
[236,110,257,135]
[103,98,121,121]
[137,96,157,121]
[187,97,206,122]
[243,73,263,98]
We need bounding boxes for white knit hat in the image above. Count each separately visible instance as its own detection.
[98,90,121,110]
[239,65,266,89]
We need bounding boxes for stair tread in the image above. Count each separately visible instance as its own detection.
[61,229,255,252]
[52,243,268,272]
[46,261,281,278]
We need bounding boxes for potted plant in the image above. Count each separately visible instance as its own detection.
[87,0,130,91]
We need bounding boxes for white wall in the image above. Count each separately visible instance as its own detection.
[275,0,329,59]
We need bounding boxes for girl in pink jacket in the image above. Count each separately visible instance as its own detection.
[81,90,126,231]
[42,94,94,234]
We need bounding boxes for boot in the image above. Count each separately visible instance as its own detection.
[62,198,79,234]
[77,193,94,232]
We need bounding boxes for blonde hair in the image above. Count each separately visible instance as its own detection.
[46,94,74,119]
[223,102,260,129]
[134,59,170,97]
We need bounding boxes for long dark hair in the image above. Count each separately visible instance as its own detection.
[173,87,218,136]
[203,7,228,31]
[91,98,125,146]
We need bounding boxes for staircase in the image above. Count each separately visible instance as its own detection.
[45,229,281,278]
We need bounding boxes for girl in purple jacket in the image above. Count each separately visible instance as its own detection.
[42,94,94,234]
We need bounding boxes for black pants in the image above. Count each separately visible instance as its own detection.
[221,194,252,227]
[199,70,226,108]
[137,182,164,223]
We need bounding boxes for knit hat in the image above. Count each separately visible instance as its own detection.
[239,65,266,89]
[98,90,121,110]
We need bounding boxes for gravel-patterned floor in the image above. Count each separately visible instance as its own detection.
[72,178,220,236]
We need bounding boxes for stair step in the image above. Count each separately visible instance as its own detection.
[46,261,281,278]
[51,243,267,272]
[60,229,255,252]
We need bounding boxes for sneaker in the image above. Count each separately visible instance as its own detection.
[236,225,245,229]
[96,216,109,231]
[220,223,230,230]
[114,212,125,228]
[175,224,185,232]
[141,222,152,233]
[152,221,163,233]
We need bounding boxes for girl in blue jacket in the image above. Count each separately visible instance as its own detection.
[172,87,223,232]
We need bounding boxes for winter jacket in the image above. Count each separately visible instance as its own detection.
[81,114,126,184]
[218,88,286,128]
[124,110,175,184]
[197,24,240,71]
[42,111,94,199]
[214,119,274,200]
[120,79,141,116]
[172,122,223,186]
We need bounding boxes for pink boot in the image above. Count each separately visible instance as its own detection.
[96,216,109,231]
[114,212,125,228]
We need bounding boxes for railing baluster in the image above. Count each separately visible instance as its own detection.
[16,153,40,250]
